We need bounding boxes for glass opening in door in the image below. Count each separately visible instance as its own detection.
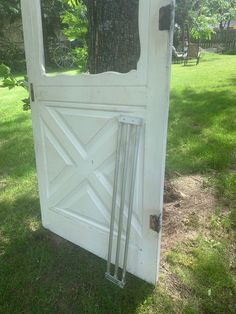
[40,0,140,75]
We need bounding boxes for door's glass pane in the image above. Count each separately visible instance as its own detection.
[40,0,140,75]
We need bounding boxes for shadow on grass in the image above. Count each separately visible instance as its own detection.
[0,113,36,179]
[0,97,155,314]
[0,209,153,313]
[0,142,154,313]
[0,180,153,313]
[167,88,236,175]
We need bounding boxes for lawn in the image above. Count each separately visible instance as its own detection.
[168,53,236,216]
[0,53,235,313]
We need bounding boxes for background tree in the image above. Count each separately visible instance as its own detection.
[0,0,24,71]
[0,0,21,19]
[61,0,87,41]
[60,0,88,72]
[175,0,236,45]
[46,0,140,74]
[208,0,236,30]
[40,0,65,67]
[85,0,140,74]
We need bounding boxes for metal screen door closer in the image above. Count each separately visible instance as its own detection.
[21,0,175,287]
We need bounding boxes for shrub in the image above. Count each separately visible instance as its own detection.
[0,41,26,72]
[0,63,30,110]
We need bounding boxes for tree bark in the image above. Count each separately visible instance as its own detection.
[85,0,140,74]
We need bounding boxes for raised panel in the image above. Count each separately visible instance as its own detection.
[39,104,144,246]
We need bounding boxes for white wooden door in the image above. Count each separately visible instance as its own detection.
[21,0,174,285]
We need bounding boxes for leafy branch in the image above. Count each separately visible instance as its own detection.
[0,64,30,110]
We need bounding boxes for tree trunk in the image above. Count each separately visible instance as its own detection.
[86,0,140,74]
[219,21,224,30]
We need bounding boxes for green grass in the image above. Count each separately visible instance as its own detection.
[0,53,236,313]
[168,53,236,230]
[168,53,236,175]
[166,237,236,314]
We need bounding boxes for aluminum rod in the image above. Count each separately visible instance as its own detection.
[122,126,142,283]
[114,124,131,278]
[106,123,123,274]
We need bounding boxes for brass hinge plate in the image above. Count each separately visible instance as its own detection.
[150,214,162,233]
[30,83,35,102]
[159,4,173,31]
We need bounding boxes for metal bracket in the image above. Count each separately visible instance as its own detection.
[30,83,35,102]
[105,273,125,289]
[150,214,162,233]
[159,4,173,31]
[119,115,143,126]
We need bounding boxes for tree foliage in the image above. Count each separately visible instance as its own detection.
[0,63,30,110]
[61,0,87,41]
[175,0,236,40]
[0,0,21,18]
[60,0,88,72]
[209,0,236,30]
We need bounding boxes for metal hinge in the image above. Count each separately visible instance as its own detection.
[30,83,35,102]
[150,214,162,233]
[159,4,174,31]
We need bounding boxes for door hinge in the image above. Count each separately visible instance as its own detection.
[150,214,162,233]
[30,83,35,102]
[159,4,173,31]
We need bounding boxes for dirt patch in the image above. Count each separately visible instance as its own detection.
[161,175,216,256]
[159,175,219,304]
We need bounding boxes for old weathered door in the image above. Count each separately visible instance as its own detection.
[21,0,174,285]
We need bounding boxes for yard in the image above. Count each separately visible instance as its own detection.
[0,53,235,313]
